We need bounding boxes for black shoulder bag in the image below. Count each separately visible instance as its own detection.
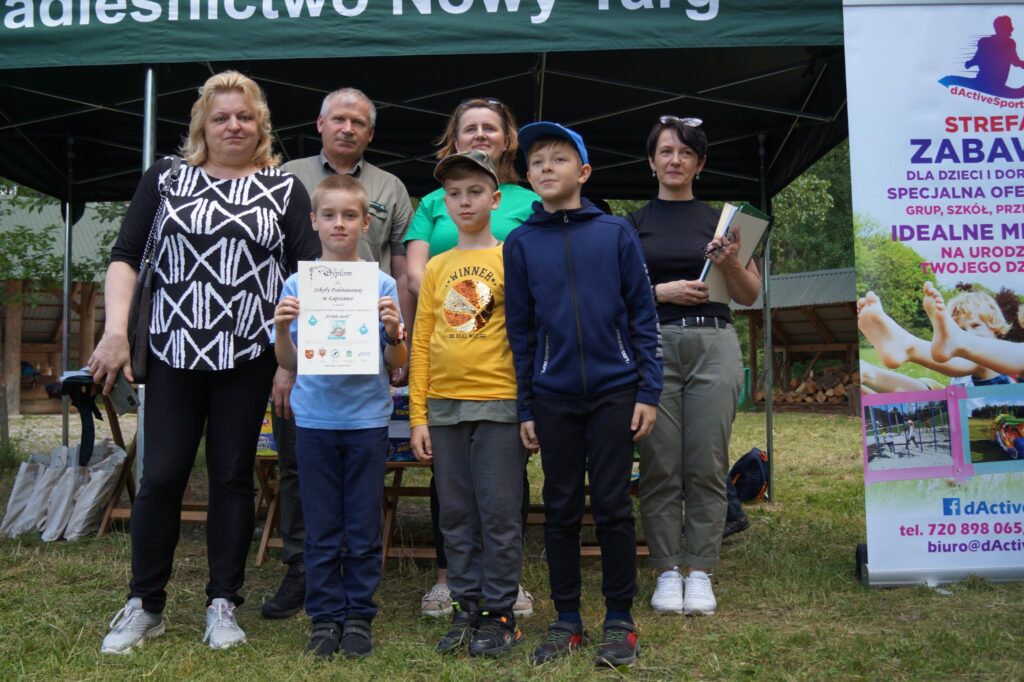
[126,157,182,384]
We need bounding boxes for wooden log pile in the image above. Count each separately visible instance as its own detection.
[755,366,860,406]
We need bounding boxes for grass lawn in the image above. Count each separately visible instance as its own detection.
[2,411,1023,680]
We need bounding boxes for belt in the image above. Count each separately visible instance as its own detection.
[668,316,731,329]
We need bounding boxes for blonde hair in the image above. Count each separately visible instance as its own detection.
[949,291,1010,337]
[311,174,369,216]
[435,99,520,184]
[180,70,279,168]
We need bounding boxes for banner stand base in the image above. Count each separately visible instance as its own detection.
[863,565,1024,588]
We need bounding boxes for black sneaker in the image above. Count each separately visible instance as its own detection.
[469,611,520,657]
[531,620,588,665]
[341,616,373,659]
[261,562,305,619]
[594,620,639,668]
[723,515,751,538]
[436,609,479,654]
[306,622,341,659]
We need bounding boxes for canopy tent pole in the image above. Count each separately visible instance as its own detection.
[61,135,75,447]
[759,131,773,500]
[143,67,157,170]
[534,52,548,121]
[136,66,157,485]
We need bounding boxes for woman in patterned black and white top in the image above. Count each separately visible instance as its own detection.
[90,71,319,654]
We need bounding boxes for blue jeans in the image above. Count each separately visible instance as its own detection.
[295,426,388,624]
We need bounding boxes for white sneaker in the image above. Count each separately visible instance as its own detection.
[204,598,247,649]
[683,571,717,616]
[650,567,684,614]
[513,585,534,617]
[100,598,166,654]
[420,582,453,617]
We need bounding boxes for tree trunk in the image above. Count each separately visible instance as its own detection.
[3,279,22,418]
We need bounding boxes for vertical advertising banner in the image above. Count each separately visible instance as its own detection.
[844,1,1024,585]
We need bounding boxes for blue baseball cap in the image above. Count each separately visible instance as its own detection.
[518,122,589,165]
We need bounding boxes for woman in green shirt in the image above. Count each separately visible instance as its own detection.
[406,98,538,295]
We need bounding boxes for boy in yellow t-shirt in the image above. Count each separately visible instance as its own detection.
[409,150,525,658]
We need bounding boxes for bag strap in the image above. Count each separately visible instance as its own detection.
[140,156,183,265]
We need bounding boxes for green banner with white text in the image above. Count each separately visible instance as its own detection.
[0,0,841,70]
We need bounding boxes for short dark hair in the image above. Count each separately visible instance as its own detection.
[525,135,584,164]
[311,174,369,215]
[645,119,708,160]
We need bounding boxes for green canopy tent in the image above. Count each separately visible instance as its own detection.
[0,0,848,478]
[0,2,845,201]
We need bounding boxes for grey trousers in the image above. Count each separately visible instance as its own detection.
[638,324,743,570]
[431,420,526,613]
[271,412,305,565]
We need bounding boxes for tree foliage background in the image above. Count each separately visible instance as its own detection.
[769,140,852,274]
[0,178,122,304]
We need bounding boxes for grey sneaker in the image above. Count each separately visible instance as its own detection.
[421,582,453,617]
[204,598,246,649]
[100,598,165,654]
[513,585,534,617]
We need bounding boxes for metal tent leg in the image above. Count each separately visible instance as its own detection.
[759,131,774,500]
[61,136,74,447]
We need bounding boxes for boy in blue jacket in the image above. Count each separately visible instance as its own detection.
[503,123,663,668]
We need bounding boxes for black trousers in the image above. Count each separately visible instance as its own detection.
[535,386,638,613]
[129,349,276,613]
[270,412,305,565]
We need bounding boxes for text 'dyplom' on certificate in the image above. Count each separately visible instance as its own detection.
[297,261,379,375]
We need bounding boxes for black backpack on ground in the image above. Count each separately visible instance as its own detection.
[729,447,769,503]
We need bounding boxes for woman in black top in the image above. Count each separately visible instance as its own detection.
[629,117,760,618]
[90,71,319,654]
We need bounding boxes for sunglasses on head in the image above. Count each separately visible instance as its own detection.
[659,115,703,127]
[460,97,505,109]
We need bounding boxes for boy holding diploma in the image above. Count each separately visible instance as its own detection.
[274,174,407,659]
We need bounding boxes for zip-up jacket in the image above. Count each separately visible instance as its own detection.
[503,199,663,422]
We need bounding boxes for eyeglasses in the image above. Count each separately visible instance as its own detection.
[704,229,737,259]
[659,115,703,127]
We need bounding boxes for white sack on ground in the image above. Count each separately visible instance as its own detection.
[0,458,46,537]
[64,443,127,541]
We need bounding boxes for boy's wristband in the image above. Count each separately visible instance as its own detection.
[385,322,406,346]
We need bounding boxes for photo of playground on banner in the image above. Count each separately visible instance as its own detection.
[864,398,953,471]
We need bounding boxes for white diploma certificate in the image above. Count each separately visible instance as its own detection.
[296,261,379,375]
